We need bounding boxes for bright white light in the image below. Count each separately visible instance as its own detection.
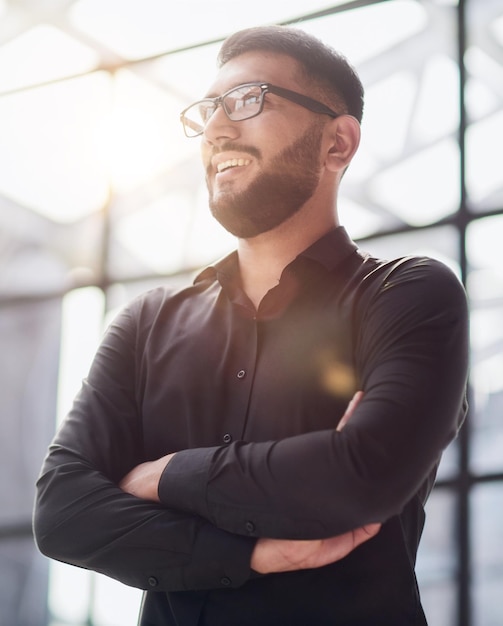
[49,562,92,623]
[56,286,105,425]
[302,0,428,64]
[470,307,503,352]
[363,71,417,161]
[70,0,345,59]
[370,139,460,226]
[471,353,503,395]
[412,55,459,144]
[92,68,193,193]
[92,573,142,626]
[149,43,223,102]
[116,193,195,273]
[0,72,111,223]
[491,12,503,46]
[0,24,98,94]
[184,184,235,265]
[464,47,503,119]
[466,215,503,274]
[338,197,382,239]
[465,110,503,204]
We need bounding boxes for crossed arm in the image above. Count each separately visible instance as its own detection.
[35,258,468,590]
[119,391,381,574]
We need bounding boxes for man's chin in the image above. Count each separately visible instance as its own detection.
[210,207,265,239]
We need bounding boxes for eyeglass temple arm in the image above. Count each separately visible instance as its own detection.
[264,84,339,118]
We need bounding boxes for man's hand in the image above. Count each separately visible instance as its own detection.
[250,523,381,574]
[119,453,176,501]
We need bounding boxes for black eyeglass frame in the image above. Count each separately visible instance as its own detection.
[179,82,341,137]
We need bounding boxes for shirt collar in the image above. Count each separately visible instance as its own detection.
[193,226,359,285]
[298,226,359,272]
[194,250,239,285]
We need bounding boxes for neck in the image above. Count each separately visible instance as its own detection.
[237,204,338,308]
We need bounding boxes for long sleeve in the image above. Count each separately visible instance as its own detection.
[158,257,469,539]
[33,301,256,592]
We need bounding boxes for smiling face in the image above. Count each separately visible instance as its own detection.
[201,52,328,238]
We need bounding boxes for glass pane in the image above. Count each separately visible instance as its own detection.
[358,225,461,276]
[0,203,105,298]
[467,216,503,474]
[107,181,234,280]
[416,489,457,626]
[57,287,106,425]
[0,537,49,626]
[0,299,61,626]
[91,573,142,626]
[471,483,503,626]
[0,24,98,92]
[0,72,111,223]
[49,562,92,625]
[465,0,503,213]
[69,0,348,60]
[304,0,460,235]
[4,3,502,626]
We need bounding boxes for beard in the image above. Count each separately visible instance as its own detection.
[206,122,324,238]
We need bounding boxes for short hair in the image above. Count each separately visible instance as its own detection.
[217,25,364,123]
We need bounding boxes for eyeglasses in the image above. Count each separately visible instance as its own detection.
[180,82,340,138]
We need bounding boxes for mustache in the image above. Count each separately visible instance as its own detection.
[210,142,262,161]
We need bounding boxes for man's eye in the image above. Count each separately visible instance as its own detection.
[233,94,259,112]
[242,95,259,106]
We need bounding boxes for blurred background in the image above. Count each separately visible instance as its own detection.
[0,0,502,625]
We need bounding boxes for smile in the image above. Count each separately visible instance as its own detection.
[217,158,251,173]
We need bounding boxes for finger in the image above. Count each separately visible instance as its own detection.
[315,524,380,567]
[352,523,381,547]
[337,390,364,431]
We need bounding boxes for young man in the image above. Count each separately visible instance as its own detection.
[34,25,469,625]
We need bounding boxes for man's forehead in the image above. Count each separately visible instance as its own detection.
[204,51,302,97]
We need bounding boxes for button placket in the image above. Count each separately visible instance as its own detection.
[224,316,259,442]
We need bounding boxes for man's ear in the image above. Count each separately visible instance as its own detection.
[324,115,361,173]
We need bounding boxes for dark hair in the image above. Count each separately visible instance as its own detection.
[217,25,364,123]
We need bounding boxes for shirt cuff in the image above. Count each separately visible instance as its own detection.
[181,522,256,590]
[158,446,218,518]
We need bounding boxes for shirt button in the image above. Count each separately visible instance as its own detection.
[245,521,256,534]
[237,369,246,379]
[223,433,232,444]
[221,576,231,586]
[147,576,158,587]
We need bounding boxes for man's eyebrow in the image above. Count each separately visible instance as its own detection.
[203,81,266,99]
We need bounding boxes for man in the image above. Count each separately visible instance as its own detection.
[34,25,469,625]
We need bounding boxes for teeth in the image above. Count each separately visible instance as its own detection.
[217,158,250,173]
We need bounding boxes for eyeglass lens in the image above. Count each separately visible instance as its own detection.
[182,84,264,137]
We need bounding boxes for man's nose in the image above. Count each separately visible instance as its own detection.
[203,105,239,142]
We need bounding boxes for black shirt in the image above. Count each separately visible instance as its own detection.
[34,227,469,626]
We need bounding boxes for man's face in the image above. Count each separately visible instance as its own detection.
[200,52,326,238]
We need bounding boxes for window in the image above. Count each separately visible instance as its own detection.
[1,1,501,624]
